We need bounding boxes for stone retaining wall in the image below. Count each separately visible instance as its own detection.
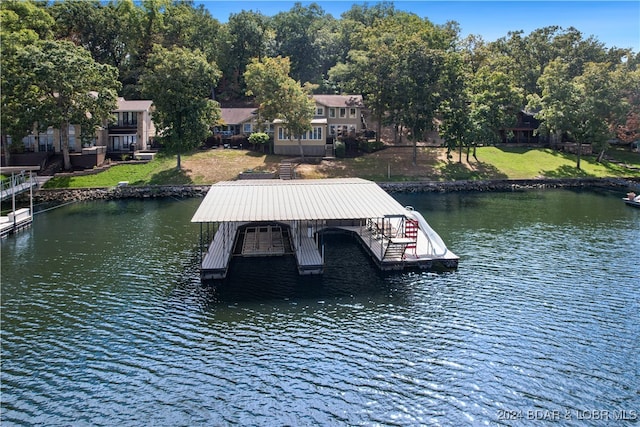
[33,185,210,203]
[30,178,638,204]
[378,178,635,194]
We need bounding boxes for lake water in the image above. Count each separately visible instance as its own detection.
[1,188,638,426]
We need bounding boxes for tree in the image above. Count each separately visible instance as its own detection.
[244,56,315,159]
[10,40,120,170]
[438,52,472,163]
[528,59,578,150]
[572,62,627,164]
[397,36,446,164]
[469,67,523,150]
[140,45,221,169]
[272,2,326,84]
[221,10,273,97]
[0,0,55,163]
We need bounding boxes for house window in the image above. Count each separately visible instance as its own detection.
[22,134,36,151]
[339,108,346,118]
[329,125,336,135]
[119,111,137,126]
[278,127,289,140]
[349,108,357,118]
[43,128,54,151]
[110,135,136,150]
[329,108,336,118]
[313,127,322,140]
[243,123,252,133]
[68,125,76,151]
[316,106,324,116]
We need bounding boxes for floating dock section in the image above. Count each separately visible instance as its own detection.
[1,166,39,238]
[191,178,458,280]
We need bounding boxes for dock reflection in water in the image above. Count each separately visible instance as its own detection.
[1,190,638,426]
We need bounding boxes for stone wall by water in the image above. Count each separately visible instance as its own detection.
[378,178,636,194]
[33,185,210,203]
[29,178,637,203]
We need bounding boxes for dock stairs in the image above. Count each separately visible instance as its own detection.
[279,162,293,180]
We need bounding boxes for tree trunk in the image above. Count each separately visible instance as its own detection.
[576,142,582,170]
[458,140,463,163]
[2,135,12,166]
[61,121,71,170]
[597,148,605,163]
[297,137,305,160]
[176,152,182,170]
[412,139,417,166]
[375,113,382,144]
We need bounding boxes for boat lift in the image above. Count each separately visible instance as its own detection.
[1,166,39,237]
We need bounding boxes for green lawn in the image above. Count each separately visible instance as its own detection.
[42,146,640,188]
[43,155,187,188]
[464,146,640,180]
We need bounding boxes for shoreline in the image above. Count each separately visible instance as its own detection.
[29,177,640,204]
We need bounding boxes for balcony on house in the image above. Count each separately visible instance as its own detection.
[108,112,138,131]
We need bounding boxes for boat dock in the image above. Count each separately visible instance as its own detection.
[1,166,39,238]
[192,178,458,280]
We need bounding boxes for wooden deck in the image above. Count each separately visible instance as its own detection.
[201,222,238,280]
[295,234,323,275]
[242,225,285,256]
[332,225,458,270]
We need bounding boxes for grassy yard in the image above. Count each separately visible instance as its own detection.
[43,145,640,188]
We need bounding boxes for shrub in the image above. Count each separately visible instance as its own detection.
[360,138,384,153]
[248,132,269,145]
[335,140,346,158]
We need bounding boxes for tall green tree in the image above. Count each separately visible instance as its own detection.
[272,2,326,84]
[10,40,120,170]
[469,68,523,148]
[244,56,315,159]
[438,52,472,163]
[397,34,447,164]
[222,10,273,97]
[572,62,627,164]
[140,45,221,169]
[0,0,55,162]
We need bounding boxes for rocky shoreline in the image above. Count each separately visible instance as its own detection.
[30,177,639,204]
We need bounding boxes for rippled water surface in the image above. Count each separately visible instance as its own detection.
[1,189,639,426]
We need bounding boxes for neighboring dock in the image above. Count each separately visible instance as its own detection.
[1,166,39,238]
[192,178,458,280]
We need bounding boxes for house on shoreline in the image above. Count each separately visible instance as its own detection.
[1,97,156,169]
[217,94,367,157]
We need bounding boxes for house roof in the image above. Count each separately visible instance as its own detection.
[273,118,327,125]
[313,94,364,108]
[115,98,153,112]
[220,108,257,125]
[191,178,408,223]
[115,98,153,111]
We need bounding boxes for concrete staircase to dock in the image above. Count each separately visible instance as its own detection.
[279,162,293,180]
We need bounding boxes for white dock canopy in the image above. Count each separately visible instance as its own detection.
[191,178,408,223]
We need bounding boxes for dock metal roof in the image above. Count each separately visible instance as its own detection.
[191,178,408,223]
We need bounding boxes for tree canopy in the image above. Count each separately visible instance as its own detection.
[2,0,638,167]
[140,44,221,169]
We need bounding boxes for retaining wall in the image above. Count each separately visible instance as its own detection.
[29,178,639,204]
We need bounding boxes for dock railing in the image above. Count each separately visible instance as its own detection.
[1,170,37,201]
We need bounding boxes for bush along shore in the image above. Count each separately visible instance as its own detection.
[28,177,640,204]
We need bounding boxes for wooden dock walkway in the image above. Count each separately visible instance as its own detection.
[295,234,323,274]
[201,222,239,280]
